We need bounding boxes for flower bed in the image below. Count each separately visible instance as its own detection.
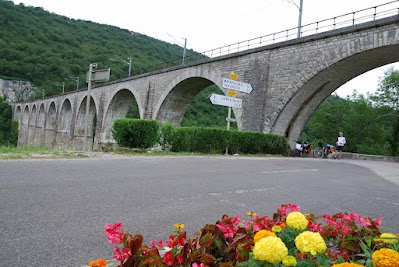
[90,204,399,267]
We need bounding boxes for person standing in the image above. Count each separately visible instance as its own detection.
[335,132,346,159]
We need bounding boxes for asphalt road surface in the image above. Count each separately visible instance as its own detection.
[1,156,398,267]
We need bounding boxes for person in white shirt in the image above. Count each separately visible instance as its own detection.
[335,132,346,159]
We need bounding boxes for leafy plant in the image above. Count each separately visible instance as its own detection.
[95,204,399,267]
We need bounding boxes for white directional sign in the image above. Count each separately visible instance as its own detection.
[209,93,242,109]
[222,78,253,93]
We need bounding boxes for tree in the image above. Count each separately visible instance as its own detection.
[0,96,17,146]
[371,67,399,156]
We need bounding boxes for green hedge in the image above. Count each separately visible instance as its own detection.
[112,120,290,155]
[112,119,160,149]
[170,126,290,155]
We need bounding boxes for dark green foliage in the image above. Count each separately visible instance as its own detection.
[300,92,396,156]
[159,122,174,150]
[169,127,290,155]
[0,96,17,146]
[228,131,290,155]
[0,0,194,98]
[126,100,140,119]
[370,68,399,156]
[181,85,237,129]
[112,119,160,149]
[170,127,228,154]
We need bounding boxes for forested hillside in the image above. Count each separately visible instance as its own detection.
[0,0,196,96]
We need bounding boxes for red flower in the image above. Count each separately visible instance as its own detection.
[163,251,174,265]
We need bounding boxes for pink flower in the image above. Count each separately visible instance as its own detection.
[375,216,384,226]
[192,263,205,267]
[113,247,132,261]
[151,239,165,247]
[104,222,124,244]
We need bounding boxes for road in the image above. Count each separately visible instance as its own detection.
[0,156,398,267]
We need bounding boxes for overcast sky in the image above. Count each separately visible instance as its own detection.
[11,0,399,97]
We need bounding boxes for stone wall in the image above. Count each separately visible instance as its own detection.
[0,78,31,102]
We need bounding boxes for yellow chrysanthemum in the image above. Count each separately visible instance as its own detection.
[286,212,308,231]
[254,229,276,243]
[174,223,185,229]
[247,211,257,217]
[294,231,327,256]
[375,233,398,244]
[253,236,288,264]
[272,225,282,233]
[331,263,365,267]
[372,248,399,267]
[282,255,297,266]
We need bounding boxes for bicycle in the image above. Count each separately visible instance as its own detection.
[313,142,335,159]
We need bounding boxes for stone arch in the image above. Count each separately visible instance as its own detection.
[74,96,97,150]
[271,44,399,143]
[44,102,57,147]
[18,105,30,146]
[14,105,22,122]
[154,69,243,127]
[28,105,37,145]
[101,89,138,142]
[56,99,73,149]
[36,103,46,146]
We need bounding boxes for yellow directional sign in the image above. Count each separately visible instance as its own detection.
[228,90,237,97]
[229,72,239,80]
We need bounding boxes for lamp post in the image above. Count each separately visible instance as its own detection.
[56,82,65,94]
[110,56,132,77]
[182,38,187,65]
[167,33,187,65]
[285,0,304,38]
[83,63,97,151]
[32,86,45,99]
[67,76,80,90]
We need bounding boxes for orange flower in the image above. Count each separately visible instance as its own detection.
[96,258,107,267]
[372,248,399,267]
[331,263,365,267]
[88,258,107,267]
[253,229,276,243]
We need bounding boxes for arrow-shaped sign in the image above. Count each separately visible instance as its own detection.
[222,78,253,93]
[209,93,242,109]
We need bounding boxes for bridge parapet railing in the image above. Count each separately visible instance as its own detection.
[197,0,399,59]
[135,1,399,76]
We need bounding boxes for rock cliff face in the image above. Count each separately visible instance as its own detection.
[0,79,32,103]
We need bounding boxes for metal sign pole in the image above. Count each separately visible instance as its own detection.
[83,63,95,151]
[225,106,232,155]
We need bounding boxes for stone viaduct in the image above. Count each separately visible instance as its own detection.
[12,15,399,151]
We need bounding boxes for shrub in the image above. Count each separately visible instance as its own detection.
[160,122,174,150]
[169,127,290,155]
[112,119,160,149]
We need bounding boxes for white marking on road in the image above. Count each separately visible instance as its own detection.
[261,169,319,174]
[375,197,399,206]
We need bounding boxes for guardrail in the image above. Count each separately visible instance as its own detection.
[136,1,399,75]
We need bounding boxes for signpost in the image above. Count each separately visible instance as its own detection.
[84,63,110,151]
[207,73,254,155]
[227,90,237,97]
[222,78,253,94]
[208,93,242,108]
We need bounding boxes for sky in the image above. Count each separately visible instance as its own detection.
[11,0,399,97]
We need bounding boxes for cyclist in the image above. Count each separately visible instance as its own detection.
[334,132,346,159]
